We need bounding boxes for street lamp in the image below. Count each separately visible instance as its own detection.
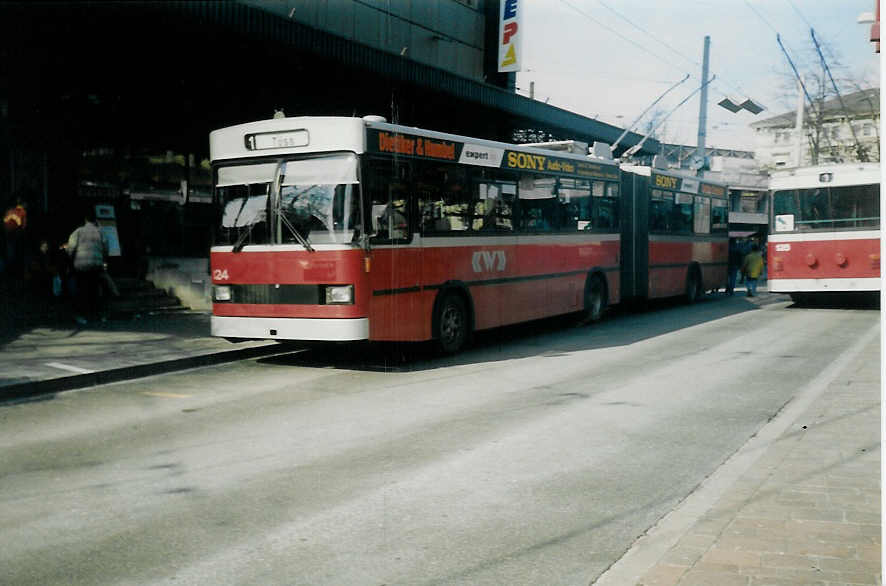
[718,96,765,115]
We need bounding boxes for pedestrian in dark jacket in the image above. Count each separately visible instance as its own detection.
[726,239,744,295]
[63,208,108,324]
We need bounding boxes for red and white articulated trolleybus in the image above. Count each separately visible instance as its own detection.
[768,163,880,303]
[619,164,729,303]
[209,115,623,353]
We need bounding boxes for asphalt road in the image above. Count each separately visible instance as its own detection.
[0,294,878,585]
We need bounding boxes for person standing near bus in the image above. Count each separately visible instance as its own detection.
[3,196,28,286]
[63,207,108,324]
[740,243,764,297]
[726,239,743,295]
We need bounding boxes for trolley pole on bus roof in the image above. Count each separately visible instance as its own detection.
[694,35,711,177]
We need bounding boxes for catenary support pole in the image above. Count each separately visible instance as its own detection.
[695,36,710,177]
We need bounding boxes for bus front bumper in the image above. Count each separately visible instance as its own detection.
[211,316,369,341]
[768,277,881,293]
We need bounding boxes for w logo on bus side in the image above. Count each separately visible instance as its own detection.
[472,250,506,273]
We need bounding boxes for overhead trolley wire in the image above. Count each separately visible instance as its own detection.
[559,0,675,68]
[561,0,752,99]
[743,0,780,35]
[592,0,700,69]
[594,0,751,97]
[786,0,815,30]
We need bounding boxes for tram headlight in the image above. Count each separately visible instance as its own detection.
[213,285,232,302]
[325,285,354,305]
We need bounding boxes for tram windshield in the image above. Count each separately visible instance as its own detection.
[215,154,361,247]
[772,183,880,231]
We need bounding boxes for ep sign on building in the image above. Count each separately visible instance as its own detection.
[498,0,522,72]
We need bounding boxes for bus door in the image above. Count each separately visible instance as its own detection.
[363,157,424,341]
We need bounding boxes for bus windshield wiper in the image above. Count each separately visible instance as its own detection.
[272,162,315,252]
[232,221,256,253]
[279,212,315,252]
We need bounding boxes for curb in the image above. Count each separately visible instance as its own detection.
[0,343,286,403]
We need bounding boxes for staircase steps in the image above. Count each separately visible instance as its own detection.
[4,276,188,329]
[106,277,186,317]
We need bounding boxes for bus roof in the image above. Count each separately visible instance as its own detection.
[210,117,367,162]
[769,163,881,190]
[209,115,619,167]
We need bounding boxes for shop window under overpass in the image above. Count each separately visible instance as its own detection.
[0,1,656,268]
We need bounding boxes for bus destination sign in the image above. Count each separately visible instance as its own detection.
[244,129,310,151]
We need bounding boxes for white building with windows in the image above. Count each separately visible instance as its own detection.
[750,88,879,169]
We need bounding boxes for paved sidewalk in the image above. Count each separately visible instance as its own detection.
[612,324,882,586]
[0,311,281,402]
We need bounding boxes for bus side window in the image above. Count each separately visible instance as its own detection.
[693,196,711,234]
[650,190,674,233]
[475,182,515,232]
[374,200,408,239]
[518,175,557,232]
[442,167,471,232]
[673,192,694,234]
[557,178,591,232]
[414,161,448,234]
[590,182,619,231]
[712,199,728,233]
[605,182,620,230]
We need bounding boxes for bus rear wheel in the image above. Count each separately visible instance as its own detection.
[583,275,607,323]
[435,293,468,354]
[685,268,703,304]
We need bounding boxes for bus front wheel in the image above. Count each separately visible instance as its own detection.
[435,293,469,354]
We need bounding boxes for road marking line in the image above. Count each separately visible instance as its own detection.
[45,362,95,374]
[593,320,880,586]
[142,392,192,399]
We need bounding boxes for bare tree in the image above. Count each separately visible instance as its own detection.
[774,32,878,164]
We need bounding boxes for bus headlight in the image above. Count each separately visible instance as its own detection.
[214,285,232,302]
[325,285,354,304]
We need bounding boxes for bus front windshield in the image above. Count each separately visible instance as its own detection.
[215,154,361,247]
[772,184,879,231]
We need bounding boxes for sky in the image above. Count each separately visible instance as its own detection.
[515,0,881,151]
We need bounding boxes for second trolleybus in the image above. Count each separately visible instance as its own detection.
[768,163,880,303]
[209,115,728,353]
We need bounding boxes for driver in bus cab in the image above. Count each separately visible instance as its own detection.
[378,201,407,239]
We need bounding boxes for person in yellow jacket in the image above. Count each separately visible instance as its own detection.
[740,243,765,297]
